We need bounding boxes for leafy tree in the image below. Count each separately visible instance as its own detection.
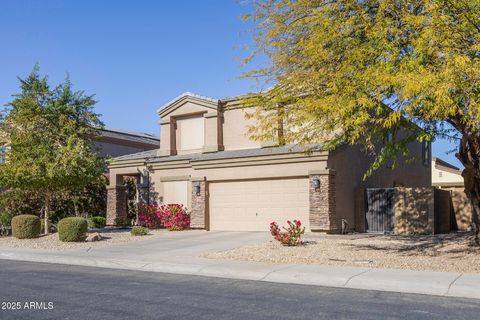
[0,66,104,233]
[242,0,480,242]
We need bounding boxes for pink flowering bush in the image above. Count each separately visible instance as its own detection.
[270,220,305,246]
[159,204,190,231]
[137,204,161,228]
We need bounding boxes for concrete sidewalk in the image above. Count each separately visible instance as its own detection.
[0,231,479,300]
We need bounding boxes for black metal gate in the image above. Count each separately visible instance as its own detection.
[365,188,395,233]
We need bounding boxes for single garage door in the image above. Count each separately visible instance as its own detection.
[209,178,310,231]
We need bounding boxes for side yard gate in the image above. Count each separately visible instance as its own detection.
[365,188,395,233]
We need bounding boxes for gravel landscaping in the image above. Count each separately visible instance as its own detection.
[205,232,480,273]
[0,229,163,251]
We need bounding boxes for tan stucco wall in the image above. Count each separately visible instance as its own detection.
[164,101,211,118]
[158,98,281,155]
[328,141,431,231]
[113,155,328,211]
[158,99,223,156]
[436,186,472,231]
[222,107,262,150]
[176,116,205,153]
[394,187,435,235]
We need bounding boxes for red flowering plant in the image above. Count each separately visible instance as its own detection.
[159,204,190,231]
[270,220,305,246]
[137,204,162,228]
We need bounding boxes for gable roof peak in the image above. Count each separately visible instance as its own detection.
[157,92,219,114]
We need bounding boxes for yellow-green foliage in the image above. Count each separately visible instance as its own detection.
[242,0,480,172]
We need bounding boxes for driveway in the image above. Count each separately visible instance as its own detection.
[0,230,270,266]
[76,230,269,263]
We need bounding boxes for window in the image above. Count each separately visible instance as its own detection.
[422,141,430,166]
[177,117,205,151]
[439,171,443,178]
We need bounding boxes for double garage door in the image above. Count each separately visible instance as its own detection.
[209,178,310,232]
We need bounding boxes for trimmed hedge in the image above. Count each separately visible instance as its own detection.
[11,215,41,239]
[58,217,88,242]
[131,226,149,236]
[88,216,106,229]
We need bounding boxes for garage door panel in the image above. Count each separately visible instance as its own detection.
[209,178,310,231]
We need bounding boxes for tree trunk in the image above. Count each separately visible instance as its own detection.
[456,134,480,245]
[73,195,79,217]
[44,194,50,235]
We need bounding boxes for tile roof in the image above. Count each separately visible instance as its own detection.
[100,128,159,146]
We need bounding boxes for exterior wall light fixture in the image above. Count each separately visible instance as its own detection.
[194,182,201,196]
[313,178,320,191]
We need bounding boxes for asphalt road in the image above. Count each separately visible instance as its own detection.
[0,260,479,320]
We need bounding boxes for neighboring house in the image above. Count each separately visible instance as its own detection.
[107,92,432,233]
[432,157,471,231]
[0,127,159,165]
[94,127,159,158]
[432,157,464,187]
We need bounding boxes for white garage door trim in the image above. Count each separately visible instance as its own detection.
[209,178,310,232]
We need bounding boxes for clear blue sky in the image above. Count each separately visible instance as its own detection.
[0,0,462,168]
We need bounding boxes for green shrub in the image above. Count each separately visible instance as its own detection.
[131,226,149,236]
[11,215,41,239]
[0,211,16,226]
[88,216,106,229]
[58,217,88,242]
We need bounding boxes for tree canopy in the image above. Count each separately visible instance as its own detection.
[243,0,480,240]
[0,66,104,232]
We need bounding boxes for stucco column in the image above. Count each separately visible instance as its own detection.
[158,119,176,156]
[309,169,338,233]
[106,185,127,226]
[190,177,207,229]
[202,111,223,153]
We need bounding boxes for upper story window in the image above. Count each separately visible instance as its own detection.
[177,117,205,151]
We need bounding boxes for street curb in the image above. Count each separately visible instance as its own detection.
[0,252,479,300]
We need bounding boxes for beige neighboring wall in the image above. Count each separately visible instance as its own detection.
[431,158,464,186]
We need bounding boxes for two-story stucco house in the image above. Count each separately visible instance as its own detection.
[107,92,431,233]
